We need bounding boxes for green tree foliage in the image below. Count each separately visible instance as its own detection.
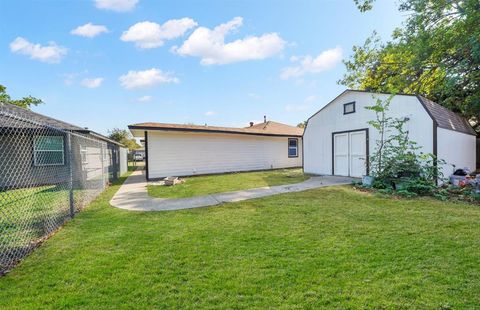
[108,128,140,151]
[366,95,444,196]
[297,121,307,128]
[0,84,43,109]
[354,0,375,12]
[341,0,480,133]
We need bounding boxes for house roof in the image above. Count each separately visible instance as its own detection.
[0,102,88,132]
[416,96,476,136]
[128,120,303,137]
[306,90,476,136]
[0,102,125,146]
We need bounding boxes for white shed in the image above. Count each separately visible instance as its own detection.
[129,121,303,180]
[303,90,476,179]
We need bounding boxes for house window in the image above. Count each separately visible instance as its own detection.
[343,102,355,114]
[288,138,298,158]
[33,136,65,166]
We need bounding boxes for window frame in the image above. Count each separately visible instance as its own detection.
[343,102,356,115]
[33,135,65,167]
[288,138,299,158]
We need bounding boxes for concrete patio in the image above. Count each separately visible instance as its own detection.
[110,170,355,211]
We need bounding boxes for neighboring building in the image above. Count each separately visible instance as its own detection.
[303,90,476,179]
[128,120,303,179]
[0,102,127,189]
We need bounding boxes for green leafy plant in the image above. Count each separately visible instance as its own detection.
[365,95,443,197]
[107,128,141,151]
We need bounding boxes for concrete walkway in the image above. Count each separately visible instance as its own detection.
[110,170,355,212]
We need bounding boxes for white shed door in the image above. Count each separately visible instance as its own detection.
[333,131,366,178]
[333,133,349,176]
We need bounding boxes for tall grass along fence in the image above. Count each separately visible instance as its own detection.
[0,108,110,275]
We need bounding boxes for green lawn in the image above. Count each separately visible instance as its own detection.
[0,184,104,273]
[148,168,309,198]
[1,174,480,309]
[128,160,144,171]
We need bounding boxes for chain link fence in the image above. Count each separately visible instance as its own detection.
[0,108,109,275]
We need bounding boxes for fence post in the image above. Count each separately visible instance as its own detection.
[101,143,106,190]
[67,133,75,218]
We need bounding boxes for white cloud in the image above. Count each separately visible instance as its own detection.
[121,18,197,49]
[94,0,138,12]
[81,77,104,88]
[174,17,285,65]
[138,95,152,102]
[280,47,343,80]
[119,68,179,89]
[71,23,109,38]
[205,111,216,116]
[10,37,67,63]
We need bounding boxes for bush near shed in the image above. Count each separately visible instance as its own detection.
[362,95,479,203]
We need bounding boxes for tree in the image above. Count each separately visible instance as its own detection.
[366,94,443,196]
[297,121,307,128]
[0,84,43,109]
[108,128,140,150]
[341,0,480,133]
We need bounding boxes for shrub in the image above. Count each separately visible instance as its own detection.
[365,94,443,198]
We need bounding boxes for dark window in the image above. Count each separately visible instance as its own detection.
[288,138,298,157]
[343,102,355,114]
[33,136,65,166]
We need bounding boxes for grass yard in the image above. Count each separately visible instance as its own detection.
[1,174,480,308]
[148,168,309,198]
[0,181,104,273]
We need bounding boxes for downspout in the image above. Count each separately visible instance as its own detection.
[433,122,438,185]
[144,130,149,181]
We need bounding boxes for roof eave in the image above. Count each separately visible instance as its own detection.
[128,125,303,138]
[416,95,477,136]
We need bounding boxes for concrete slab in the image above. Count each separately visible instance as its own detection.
[110,170,355,212]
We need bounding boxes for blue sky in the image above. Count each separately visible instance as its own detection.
[0,0,405,135]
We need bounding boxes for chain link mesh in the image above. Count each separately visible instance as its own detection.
[0,108,109,275]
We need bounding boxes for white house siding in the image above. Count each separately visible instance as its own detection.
[304,92,434,176]
[437,127,476,178]
[146,131,302,178]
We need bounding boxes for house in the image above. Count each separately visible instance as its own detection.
[128,119,303,179]
[0,102,128,189]
[303,90,477,179]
